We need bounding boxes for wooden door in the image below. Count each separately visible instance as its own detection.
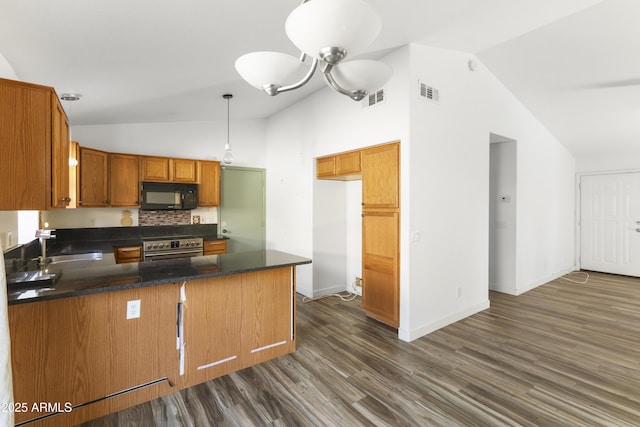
[79,147,109,207]
[362,142,399,209]
[362,210,399,327]
[51,95,71,208]
[580,172,640,276]
[197,160,220,206]
[109,153,140,207]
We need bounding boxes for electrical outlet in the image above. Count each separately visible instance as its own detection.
[355,277,362,287]
[126,300,141,319]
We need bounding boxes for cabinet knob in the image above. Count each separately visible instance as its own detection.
[61,197,71,203]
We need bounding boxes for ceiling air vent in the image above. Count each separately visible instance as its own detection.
[419,81,440,103]
[363,89,385,108]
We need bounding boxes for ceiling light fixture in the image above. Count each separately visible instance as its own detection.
[222,94,233,165]
[234,0,392,102]
[60,93,82,101]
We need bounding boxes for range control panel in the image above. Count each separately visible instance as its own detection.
[143,237,203,252]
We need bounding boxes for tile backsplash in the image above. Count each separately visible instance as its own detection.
[139,210,190,226]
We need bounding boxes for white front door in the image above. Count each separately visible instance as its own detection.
[580,172,640,276]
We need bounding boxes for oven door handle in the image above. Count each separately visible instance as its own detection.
[144,248,203,260]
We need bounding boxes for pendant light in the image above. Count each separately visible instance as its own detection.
[222,94,233,165]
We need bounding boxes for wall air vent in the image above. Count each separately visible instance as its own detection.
[363,89,385,108]
[419,81,440,103]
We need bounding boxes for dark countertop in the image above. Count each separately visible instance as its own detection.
[7,250,311,305]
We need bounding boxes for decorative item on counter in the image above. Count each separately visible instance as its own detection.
[121,210,133,226]
[192,215,201,224]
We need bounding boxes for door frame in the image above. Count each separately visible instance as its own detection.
[576,168,640,271]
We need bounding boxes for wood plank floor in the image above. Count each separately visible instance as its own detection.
[81,271,640,426]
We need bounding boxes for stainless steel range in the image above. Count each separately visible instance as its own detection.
[142,235,203,261]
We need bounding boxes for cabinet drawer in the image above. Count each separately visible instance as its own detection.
[114,245,142,264]
[203,240,227,255]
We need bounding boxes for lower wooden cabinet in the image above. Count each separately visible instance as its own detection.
[203,239,227,255]
[182,268,295,385]
[113,245,142,263]
[362,210,400,327]
[8,268,296,427]
[8,284,180,427]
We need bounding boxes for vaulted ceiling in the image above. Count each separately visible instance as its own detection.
[1,0,637,158]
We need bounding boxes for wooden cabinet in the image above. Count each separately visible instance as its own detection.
[172,158,197,182]
[0,78,71,210]
[141,156,170,181]
[362,210,399,327]
[109,153,140,207]
[361,142,399,209]
[316,150,362,180]
[8,284,180,427]
[141,156,197,183]
[114,245,142,263]
[203,239,227,254]
[316,141,400,328]
[197,160,221,206]
[182,268,295,385]
[51,96,71,208]
[78,147,109,207]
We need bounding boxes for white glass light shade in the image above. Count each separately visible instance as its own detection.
[331,60,392,92]
[235,52,306,90]
[285,0,381,61]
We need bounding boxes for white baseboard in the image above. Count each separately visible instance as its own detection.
[516,265,576,295]
[312,284,348,299]
[398,299,490,342]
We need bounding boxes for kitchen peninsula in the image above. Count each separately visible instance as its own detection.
[6,233,310,427]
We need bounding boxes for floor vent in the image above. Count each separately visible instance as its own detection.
[363,89,385,107]
[419,81,440,103]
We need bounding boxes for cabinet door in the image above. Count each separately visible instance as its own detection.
[110,153,140,207]
[242,268,295,365]
[141,156,170,181]
[172,158,197,183]
[183,276,243,385]
[203,239,226,254]
[362,210,399,327]
[51,96,71,208]
[362,142,399,209]
[0,80,48,210]
[335,151,361,176]
[79,147,109,207]
[197,160,220,206]
[316,156,336,178]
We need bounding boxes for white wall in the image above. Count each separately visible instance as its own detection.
[576,151,640,173]
[72,119,267,167]
[265,46,410,300]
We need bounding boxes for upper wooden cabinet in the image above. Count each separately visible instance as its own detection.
[197,160,221,206]
[362,142,399,209]
[109,153,140,207]
[0,78,71,210]
[141,156,197,183]
[316,150,362,180]
[78,147,109,207]
[51,96,71,208]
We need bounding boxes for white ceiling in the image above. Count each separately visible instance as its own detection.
[1,0,637,158]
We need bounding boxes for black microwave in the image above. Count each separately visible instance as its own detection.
[140,182,198,210]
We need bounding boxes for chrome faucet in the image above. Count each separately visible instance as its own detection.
[35,229,56,267]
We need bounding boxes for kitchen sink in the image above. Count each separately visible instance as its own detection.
[46,252,103,264]
[7,269,58,289]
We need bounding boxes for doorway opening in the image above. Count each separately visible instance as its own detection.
[489,133,517,294]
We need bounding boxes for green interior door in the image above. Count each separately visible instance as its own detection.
[220,166,266,253]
